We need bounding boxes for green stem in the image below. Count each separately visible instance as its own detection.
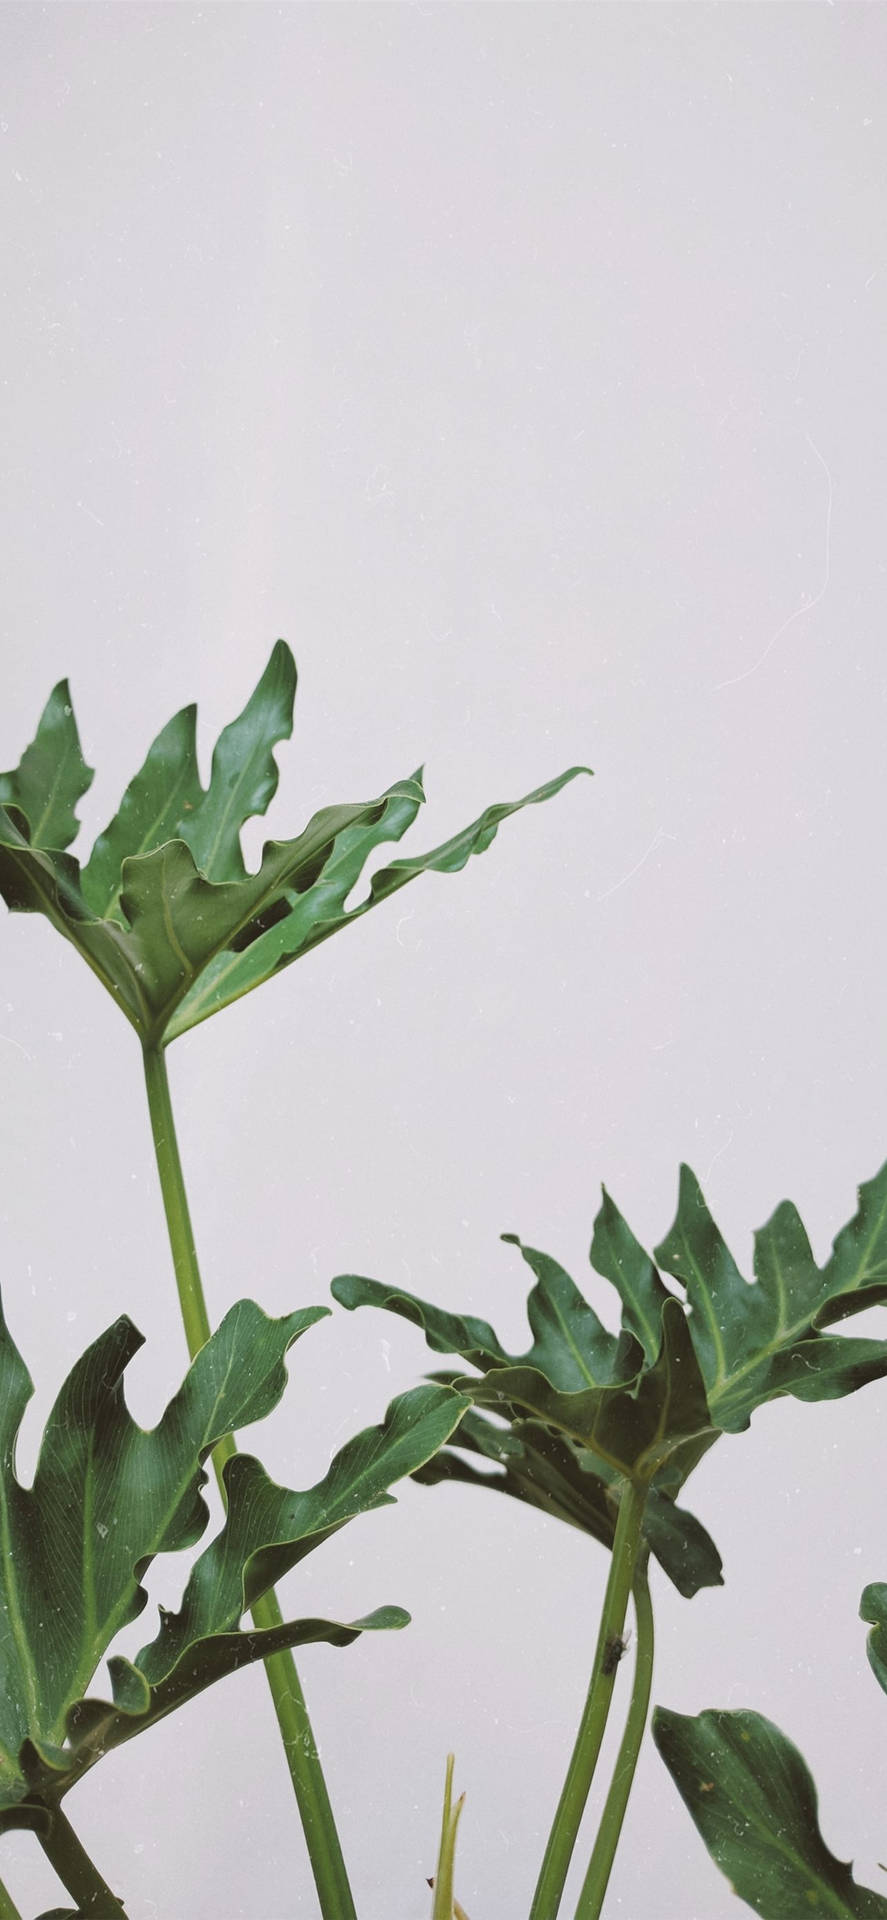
[573,1555,655,1920]
[36,1803,125,1915]
[141,1043,357,1920]
[529,1476,649,1920]
[0,1872,23,1920]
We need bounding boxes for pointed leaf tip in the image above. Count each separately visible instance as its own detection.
[0,679,93,851]
[177,641,298,884]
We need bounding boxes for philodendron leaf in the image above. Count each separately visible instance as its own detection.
[332,1234,642,1390]
[334,1164,887,1590]
[652,1706,887,1919]
[0,644,591,1045]
[655,1159,887,1431]
[175,638,296,884]
[334,1263,714,1486]
[860,1584,887,1698]
[0,1290,467,1822]
[81,703,202,920]
[413,1407,723,1597]
[461,1297,713,1483]
[0,681,93,852]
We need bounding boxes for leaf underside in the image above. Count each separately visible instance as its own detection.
[0,1292,467,1823]
[652,1706,887,1919]
[0,644,591,1045]
[332,1158,887,1592]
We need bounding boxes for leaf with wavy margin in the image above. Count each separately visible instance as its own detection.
[655,1160,887,1430]
[413,1407,723,1597]
[0,645,590,1045]
[0,1293,466,1824]
[652,1706,887,1918]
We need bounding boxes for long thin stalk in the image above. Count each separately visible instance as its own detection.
[142,1043,357,1920]
[573,1556,655,1920]
[529,1476,648,1920]
[0,1872,23,1920]
[36,1803,125,1916]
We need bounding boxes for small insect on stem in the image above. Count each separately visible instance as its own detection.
[601,1630,631,1677]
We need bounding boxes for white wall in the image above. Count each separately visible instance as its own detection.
[1,6,886,1916]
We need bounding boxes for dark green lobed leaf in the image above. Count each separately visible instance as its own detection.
[655,1159,887,1430]
[414,1408,723,1596]
[175,639,296,884]
[0,1294,325,1811]
[457,1297,713,1482]
[0,645,591,1045]
[134,1383,470,1686]
[0,681,93,851]
[653,1705,887,1918]
[81,704,202,919]
[163,761,591,1040]
[0,1290,469,1823]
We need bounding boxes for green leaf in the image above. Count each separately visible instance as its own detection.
[818,1164,887,1321]
[163,762,590,1041]
[461,1297,713,1482]
[334,1166,887,1590]
[331,1274,510,1373]
[176,639,296,883]
[0,1294,323,1818]
[0,681,93,850]
[53,1606,409,1793]
[125,783,428,1042]
[652,1706,887,1918]
[81,705,201,919]
[0,649,591,1045]
[655,1161,887,1430]
[133,1382,469,1687]
[0,1291,467,1823]
[860,1584,887,1699]
[333,1226,641,1391]
[414,1409,723,1597]
[334,1257,713,1486]
[590,1187,676,1367]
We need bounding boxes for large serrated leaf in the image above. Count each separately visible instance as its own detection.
[0,646,591,1045]
[334,1264,713,1484]
[333,1164,887,1595]
[655,1160,887,1430]
[460,1297,713,1482]
[0,1294,323,1817]
[0,1292,468,1823]
[163,761,590,1040]
[652,1706,887,1918]
[0,681,93,852]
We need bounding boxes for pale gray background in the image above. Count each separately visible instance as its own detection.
[1,3,886,1916]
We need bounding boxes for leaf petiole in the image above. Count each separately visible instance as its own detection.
[529,1476,649,1920]
[141,1041,357,1920]
[430,1754,466,1920]
[573,1556,655,1920]
[35,1803,126,1916]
